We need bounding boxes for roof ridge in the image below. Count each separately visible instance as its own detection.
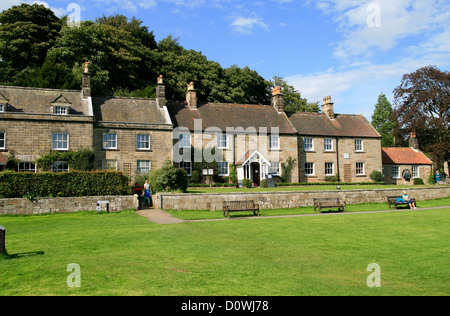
[0,85,80,93]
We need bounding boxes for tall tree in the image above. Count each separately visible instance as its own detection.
[371,92,394,147]
[392,65,450,169]
[268,76,320,112]
[0,3,62,84]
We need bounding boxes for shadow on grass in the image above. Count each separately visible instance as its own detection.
[0,250,45,260]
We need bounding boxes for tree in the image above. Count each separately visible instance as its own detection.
[268,76,320,112]
[47,16,157,95]
[371,92,394,147]
[392,65,450,169]
[0,3,62,84]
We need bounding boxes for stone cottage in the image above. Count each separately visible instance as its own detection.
[287,96,382,183]
[0,64,173,182]
[382,133,433,185]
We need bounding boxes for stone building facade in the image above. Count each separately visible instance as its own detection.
[1,65,384,185]
[0,64,173,182]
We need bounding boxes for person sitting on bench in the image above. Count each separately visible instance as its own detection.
[402,191,417,209]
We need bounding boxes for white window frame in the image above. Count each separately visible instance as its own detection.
[53,106,68,115]
[0,131,5,149]
[269,162,280,175]
[269,135,280,150]
[179,161,192,176]
[137,134,150,151]
[179,133,191,149]
[325,162,334,176]
[355,139,364,152]
[18,162,36,173]
[51,161,69,173]
[218,161,229,176]
[392,166,400,179]
[356,162,365,175]
[304,162,314,176]
[0,104,5,112]
[102,159,117,171]
[324,138,333,152]
[137,160,151,174]
[103,133,117,150]
[304,138,314,151]
[217,134,228,149]
[52,133,69,151]
[412,166,419,179]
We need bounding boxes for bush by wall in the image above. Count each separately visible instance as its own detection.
[0,170,129,198]
[148,159,188,194]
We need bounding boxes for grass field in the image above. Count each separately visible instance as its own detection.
[1,204,449,296]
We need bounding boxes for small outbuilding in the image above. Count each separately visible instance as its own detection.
[382,138,433,185]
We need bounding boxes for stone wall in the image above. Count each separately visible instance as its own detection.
[0,195,136,215]
[157,186,450,211]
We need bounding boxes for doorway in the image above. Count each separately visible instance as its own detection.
[251,162,260,187]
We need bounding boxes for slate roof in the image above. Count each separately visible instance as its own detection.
[382,148,433,165]
[287,112,381,138]
[92,96,171,125]
[168,101,297,134]
[0,85,89,116]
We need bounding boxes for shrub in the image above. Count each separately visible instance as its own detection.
[242,178,252,188]
[190,170,200,184]
[414,178,425,185]
[148,159,188,194]
[369,170,384,182]
[427,169,436,185]
[0,170,129,198]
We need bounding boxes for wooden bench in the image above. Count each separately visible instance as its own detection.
[387,196,416,209]
[223,200,260,218]
[313,198,346,213]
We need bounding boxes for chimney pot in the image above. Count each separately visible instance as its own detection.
[272,86,284,112]
[186,81,197,109]
[82,62,91,98]
[156,75,166,108]
[322,95,335,119]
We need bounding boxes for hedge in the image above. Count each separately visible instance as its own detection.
[0,170,129,198]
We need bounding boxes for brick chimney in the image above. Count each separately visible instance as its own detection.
[156,75,166,108]
[82,62,91,99]
[186,81,197,109]
[322,96,335,119]
[409,131,419,149]
[272,86,284,112]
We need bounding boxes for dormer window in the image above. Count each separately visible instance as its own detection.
[54,106,69,115]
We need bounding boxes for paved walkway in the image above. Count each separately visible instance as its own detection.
[136,206,450,225]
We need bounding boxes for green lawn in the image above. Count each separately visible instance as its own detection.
[1,206,449,296]
[167,197,450,220]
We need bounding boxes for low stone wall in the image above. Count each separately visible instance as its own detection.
[157,186,450,211]
[0,195,136,215]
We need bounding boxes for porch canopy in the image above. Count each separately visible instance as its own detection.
[236,150,271,184]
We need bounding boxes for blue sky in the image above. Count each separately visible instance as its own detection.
[2,0,450,120]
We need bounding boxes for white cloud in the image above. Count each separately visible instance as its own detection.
[230,15,268,35]
[315,0,450,60]
[0,0,21,12]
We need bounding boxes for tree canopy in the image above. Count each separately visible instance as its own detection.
[392,65,450,169]
[371,92,394,147]
[0,3,316,108]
